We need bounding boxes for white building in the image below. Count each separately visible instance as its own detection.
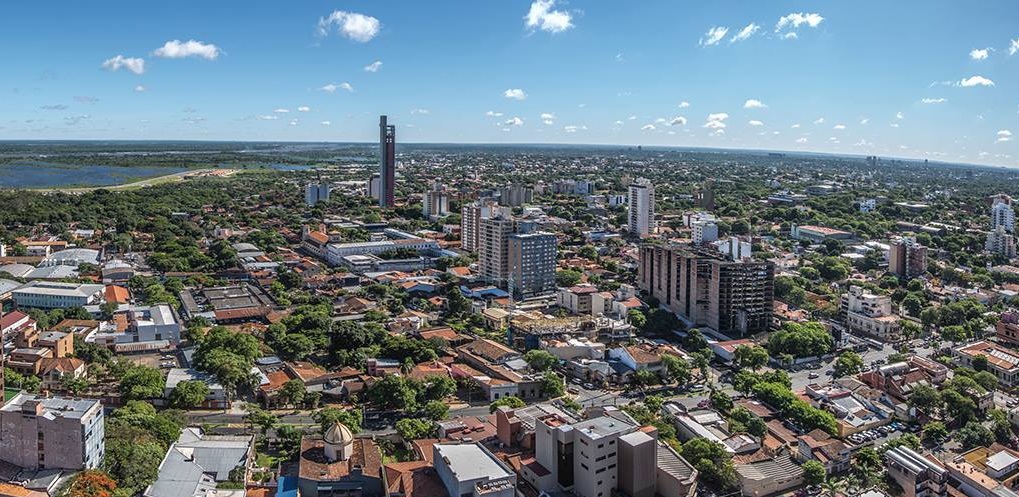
[305,183,331,207]
[858,199,877,213]
[91,304,182,352]
[986,226,1017,259]
[0,393,105,471]
[12,281,105,309]
[433,442,516,497]
[714,237,752,261]
[627,179,655,238]
[692,220,719,244]
[422,185,450,219]
[991,195,1015,233]
[841,286,901,341]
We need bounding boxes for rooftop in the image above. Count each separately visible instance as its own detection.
[434,442,513,482]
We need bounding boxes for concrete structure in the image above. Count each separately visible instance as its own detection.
[0,393,104,471]
[627,178,655,238]
[714,237,752,261]
[39,248,100,268]
[461,200,499,252]
[889,237,928,279]
[433,442,516,497]
[841,286,901,341]
[298,422,384,497]
[499,185,533,207]
[12,281,105,309]
[479,215,516,287]
[144,428,253,497]
[790,225,854,243]
[366,172,382,201]
[507,232,557,297]
[986,226,1017,259]
[885,446,947,497]
[735,455,804,497]
[639,245,774,337]
[305,182,331,207]
[423,184,450,219]
[991,194,1015,233]
[692,220,719,244]
[954,341,1019,387]
[379,115,396,208]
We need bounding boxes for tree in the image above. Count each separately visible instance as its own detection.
[734,345,769,371]
[422,400,449,421]
[679,438,738,490]
[58,470,118,497]
[633,368,660,387]
[555,269,583,287]
[767,322,833,359]
[832,351,864,378]
[119,365,165,401]
[802,460,827,486]
[820,478,846,497]
[955,421,994,449]
[524,349,558,372]
[710,390,734,413]
[313,407,363,433]
[367,374,418,411]
[489,396,525,413]
[279,379,307,408]
[972,354,989,372]
[908,385,943,417]
[396,418,436,441]
[169,380,210,409]
[541,372,566,398]
[922,421,949,444]
[661,354,691,384]
[684,329,710,353]
[244,404,279,442]
[276,424,305,460]
[103,439,164,494]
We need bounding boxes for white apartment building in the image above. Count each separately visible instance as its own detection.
[422,185,450,219]
[692,220,719,244]
[986,226,1017,259]
[12,281,105,309]
[841,285,901,341]
[627,179,655,238]
[991,195,1015,233]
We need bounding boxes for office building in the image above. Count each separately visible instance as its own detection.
[888,237,928,279]
[500,185,533,207]
[694,180,715,211]
[305,182,331,207]
[508,232,557,297]
[954,341,1019,387]
[12,281,105,309]
[986,226,1017,259]
[422,184,450,219]
[0,393,105,471]
[638,245,774,337]
[840,286,901,341]
[991,194,1015,233]
[433,442,516,497]
[885,446,947,497]
[379,115,396,208]
[627,178,655,238]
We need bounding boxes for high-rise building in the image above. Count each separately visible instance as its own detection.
[888,237,928,279]
[991,194,1015,233]
[0,393,105,470]
[422,183,450,219]
[508,232,557,297]
[304,182,330,207]
[692,220,719,244]
[366,173,382,201]
[638,245,774,337]
[986,225,1017,259]
[627,178,655,238]
[500,184,533,206]
[379,115,396,208]
[694,180,715,211]
[479,215,516,285]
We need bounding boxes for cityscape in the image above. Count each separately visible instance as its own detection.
[2,2,1019,497]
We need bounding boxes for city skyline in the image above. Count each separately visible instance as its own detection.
[2,0,1019,167]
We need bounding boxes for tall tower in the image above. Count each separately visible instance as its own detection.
[379,115,396,208]
[627,178,655,238]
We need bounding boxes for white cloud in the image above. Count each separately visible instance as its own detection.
[699,26,729,47]
[921,97,946,104]
[134,85,146,92]
[641,124,656,131]
[317,11,381,42]
[1010,38,1019,56]
[813,117,825,125]
[890,123,900,128]
[289,119,298,126]
[678,101,690,108]
[730,23,760,43]
[101,55,145,75]
[703,112,729,129]
[321,121,331,126]
[364,60,383,72]
[957,75,995,87]
[775,12,824,32]
[319,82,354,93]
[748,120,764,126]
[970,48,991,60]
[833,124,846,130]
[668,116,687,126]
[411,108,430,115]
[854,139,872,147]
[524,0,574,34]
[485,110,504,117]
[829,136,839,143]
[541,112,555,125]
[860,118,869,125]
[615,53,624,62]
[257,115,278,121]
[298,106,310,112]
[152,39,220,60]
[999,130,1013,142]
[781,32,798,40]
[504,88,527,100]
[796,137,808,143]
[627,115,637,120]
[504,117,524,126]
[791,123,801,129]
[743,99,767,109]
[896,111,904,119]
[564,125,586,133]
[274,108,290,114]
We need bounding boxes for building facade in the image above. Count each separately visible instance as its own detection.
[627,179,655,238]
[508,232,557,297]
[305,183,331,207]
[0,393,105,471]
[888,237,928,279]
[12,281,105,309]
[379,115,396,208]
[840,286,901,341]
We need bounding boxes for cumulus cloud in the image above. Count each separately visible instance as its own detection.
[970,48,991,60]
[860,118,869,125]
[134,85,147,92]
[748,120,764,126]
[700,26,729,46]
[101,55,145,74]
[504,117,524,126]
[957,75,995,87]
[668,116,687,126]
[896,111,904,119]
[504,88,527,100]
[791,123,801,129]
[319,82,354,93]
[796,137,808,143]
[781,32,798,40]
[364,60,383,72]
[541,112,555,125]
[703,112,729,129]
[833,124,846,130]
[813,117,825,125]
[678,101,690,108]
[298,106,310,112]
[274,108,290,114]
[485,110,504,117]
[999,130,1013,142]
[564,125,586,133]
[730,23,760,43]
[775,12,824,32]
[641,124,656,131]
[743,99,767,109]
[317,11,381,42]
[524,0,574,33]
[152,40,220,60]
[921,97,946,104]
[1011,38,1019,56]
[289,119,298,126]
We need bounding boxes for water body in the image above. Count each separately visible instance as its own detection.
[0,162,186,189]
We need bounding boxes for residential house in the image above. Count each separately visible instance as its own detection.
[144,428,253,497]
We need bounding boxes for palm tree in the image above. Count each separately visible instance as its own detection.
[821,477,846,497]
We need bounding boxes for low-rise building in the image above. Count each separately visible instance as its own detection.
[955,341,1019,387]
[12,281,105,309]
[433,442,516,497]
[298,422,384,497]
[841,286,901,341]
[885,446,947,497]
[144,428,253,497]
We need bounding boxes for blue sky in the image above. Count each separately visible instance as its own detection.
[2,1,1018,166]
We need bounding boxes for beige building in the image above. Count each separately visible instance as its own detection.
[885,446,947,497]
[0,393,104,471]
[841,286,901,341]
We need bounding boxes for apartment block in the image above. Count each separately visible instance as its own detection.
[0,393,105,471]
[889,237,928,279]
[885,446,947,497]
[840,286,901,341]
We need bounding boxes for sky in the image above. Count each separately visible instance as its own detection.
[2,0,1019,167]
